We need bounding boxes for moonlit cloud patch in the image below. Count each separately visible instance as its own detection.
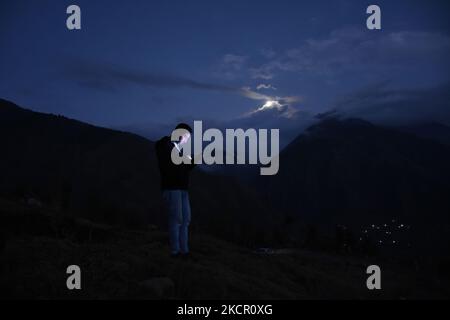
[241,97,301,120]
[259,100,284,111]
[256,84,277,91]
[237,87,303,119]
[239,87,272,101]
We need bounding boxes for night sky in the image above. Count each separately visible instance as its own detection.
[1,0,449,141]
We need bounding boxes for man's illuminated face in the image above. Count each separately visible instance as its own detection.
[179,132,191,145]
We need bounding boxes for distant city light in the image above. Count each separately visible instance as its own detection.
[357,221,411,249]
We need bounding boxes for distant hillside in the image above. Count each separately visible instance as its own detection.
[397,122,450,146]
[0,99,277,245]
[2,100,450,298]
[0,98,160,225]
[260,118,450,254]
[3,98,450,255]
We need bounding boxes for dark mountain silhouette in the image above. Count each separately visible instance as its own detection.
[1,99,450,298]
[0,99,276,245]
[0,99,159,225]
[397,122,450,146]
[4,98,450,254]
[261,118,450,254]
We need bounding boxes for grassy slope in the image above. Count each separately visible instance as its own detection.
[0,198,447,300]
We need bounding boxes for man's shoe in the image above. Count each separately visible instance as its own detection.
[170,252,181,259]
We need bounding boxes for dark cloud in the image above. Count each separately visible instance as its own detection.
[63,59,237,93]
[330,82,450,126]
[250,28,450,82]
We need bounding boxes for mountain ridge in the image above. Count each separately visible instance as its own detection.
[0,98,278,246]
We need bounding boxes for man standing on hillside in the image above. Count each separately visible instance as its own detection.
[155,123,196,258]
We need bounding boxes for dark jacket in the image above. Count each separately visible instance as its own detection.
[155,136,195,190]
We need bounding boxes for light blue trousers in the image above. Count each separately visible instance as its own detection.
[162,190,191,254]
